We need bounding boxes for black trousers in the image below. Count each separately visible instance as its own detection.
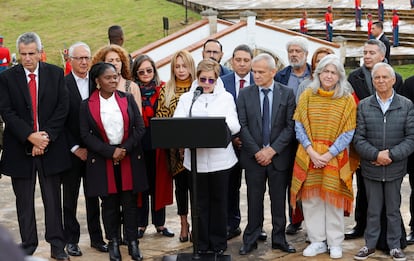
[174,169,191,216]
[227,163,242,232]
[409,172,414,229]
[137,149,165,227]
[197,168,230,252]
[102,164,138,241]
[12,159,66,254]
[62,156,104,244]
[354,168,368,231]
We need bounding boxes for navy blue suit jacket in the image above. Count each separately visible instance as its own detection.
[221,72,254,103]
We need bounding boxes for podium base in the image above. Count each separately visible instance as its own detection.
[162,253,231,261]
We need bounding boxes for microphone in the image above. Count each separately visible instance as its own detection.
[189,86,203,117]
[192,86,203,102]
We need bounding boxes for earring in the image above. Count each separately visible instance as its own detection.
[96,84,101,90]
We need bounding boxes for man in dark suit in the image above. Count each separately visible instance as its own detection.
[237,53,296,255]
[221,44,253,240]
[62,42,108,256]
[371,21,391,63]
[222,44,267,242]
[0,32,71,260]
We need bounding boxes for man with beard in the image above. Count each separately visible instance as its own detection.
[202,39,232,77]
[274,36,311,236]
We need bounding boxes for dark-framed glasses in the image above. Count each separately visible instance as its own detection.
[199,77,216,84]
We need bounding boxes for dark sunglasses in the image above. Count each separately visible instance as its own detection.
[138,68,154,76]
[199,77,216,84]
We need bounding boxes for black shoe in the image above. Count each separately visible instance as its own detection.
[91,240,108,252]
[272,243,296,253]
[239,242,257,255]
[285,223,302,235]
[344,227,364,240]
[156,227,175,237]
[19,243,37,256]
[128,240,143,261]
[51,248,70,261]
[258,230,267,241]
[66,243,82,256]
[407,231,414,245]
[137,228,145,239]
[108,239,121,261]
[227,227,242,240]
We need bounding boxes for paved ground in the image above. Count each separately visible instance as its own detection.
[1,173,413,261]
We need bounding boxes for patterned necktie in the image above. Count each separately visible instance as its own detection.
[239,79,245,89]
[29,73,37,131]
[262,89,270,146]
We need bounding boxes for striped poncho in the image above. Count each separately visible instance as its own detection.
[290,88,358,213]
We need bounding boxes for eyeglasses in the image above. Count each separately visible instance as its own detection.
[71,56,91,61]
[204,50,221,55]
[138,68,154,76]
[199,77,216,84]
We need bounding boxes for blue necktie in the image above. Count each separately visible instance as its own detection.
[262,89,270,146]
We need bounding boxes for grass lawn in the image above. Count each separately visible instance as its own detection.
[1,0,200,66]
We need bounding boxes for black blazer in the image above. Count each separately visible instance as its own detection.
[348,66,403,100]
[0,63,71,177]
[79,90,148,197]
[237,82,296,171]
[64,72,95,150]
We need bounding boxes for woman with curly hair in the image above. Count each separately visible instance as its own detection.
[92,44,142,113]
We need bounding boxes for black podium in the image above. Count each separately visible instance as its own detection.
[151,117,232,261]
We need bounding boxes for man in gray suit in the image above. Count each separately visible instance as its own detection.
[237,53,296,255]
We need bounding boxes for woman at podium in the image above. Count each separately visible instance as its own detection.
[174,59,241,255]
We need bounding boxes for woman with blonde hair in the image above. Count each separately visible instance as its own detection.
[92,44,142,113]
[156,50,196,242]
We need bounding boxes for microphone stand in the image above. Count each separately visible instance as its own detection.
[189,99,200,260]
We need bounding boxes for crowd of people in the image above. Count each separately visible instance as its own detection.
[0,25,414,261]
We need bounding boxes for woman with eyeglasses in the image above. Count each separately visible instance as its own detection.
[79,62,147,261]
[92,44,142,113]
[131,54,174,239]
[155,50,196,243]
[173,59,240,255]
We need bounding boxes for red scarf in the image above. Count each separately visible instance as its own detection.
[88,90,133,194]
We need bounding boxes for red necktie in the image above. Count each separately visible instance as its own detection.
[239,79,246,89]
[28,73,37,131]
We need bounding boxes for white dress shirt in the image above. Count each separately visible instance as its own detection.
[100,93,124,145]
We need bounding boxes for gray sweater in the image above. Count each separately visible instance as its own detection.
[353,93,414,181]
